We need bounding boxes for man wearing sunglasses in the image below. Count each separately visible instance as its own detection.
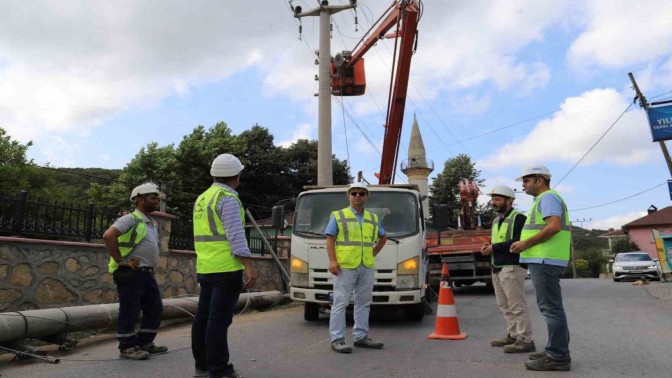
[103,182,167,360]
[509,165,571,371]
[325,182,387,354]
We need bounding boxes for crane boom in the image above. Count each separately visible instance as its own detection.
[331,0,420,184]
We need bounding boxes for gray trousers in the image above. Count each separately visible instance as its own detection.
[329,264,375,342]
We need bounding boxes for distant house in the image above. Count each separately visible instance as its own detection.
[598,228,627,255]
[622,205,672,260]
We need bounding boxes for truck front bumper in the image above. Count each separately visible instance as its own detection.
[290,287,423,305]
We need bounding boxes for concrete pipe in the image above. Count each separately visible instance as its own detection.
[0,291,288,345]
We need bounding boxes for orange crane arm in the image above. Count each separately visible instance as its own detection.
[340,0,419,185]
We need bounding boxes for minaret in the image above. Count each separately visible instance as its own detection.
[401,113,434,218]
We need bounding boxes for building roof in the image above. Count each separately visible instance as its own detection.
[622,206,672,231]
[598,228,627,238]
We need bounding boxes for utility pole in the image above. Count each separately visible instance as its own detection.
[569,218,591,279]
[295,1,357,186]
[628,72,672,177]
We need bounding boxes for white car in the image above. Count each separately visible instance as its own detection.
[611,252,661,282]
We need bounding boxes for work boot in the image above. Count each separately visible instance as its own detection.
[524,354,571,371]
[119,346,150,360]
[490,335,516,347]
[503,340,536,353]
[193,368,208,377]
[331,338,352,354]
[140,342,168,354]
[528,351,547,360]
[354,337,384,349]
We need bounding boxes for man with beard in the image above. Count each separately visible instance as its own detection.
[103,182,167,360]
[481,185,534,354]
[510,165,572,371]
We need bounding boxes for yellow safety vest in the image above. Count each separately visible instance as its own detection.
[108,210,147,273]
[520,189,570,261]
[193,185,245,274]
[490,209,522,268]
[333,208,379,269]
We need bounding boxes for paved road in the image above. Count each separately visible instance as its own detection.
[1,279,671,377]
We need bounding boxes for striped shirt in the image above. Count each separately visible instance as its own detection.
[213,183,251,258]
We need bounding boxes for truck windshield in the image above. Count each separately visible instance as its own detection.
[293,191,418,238]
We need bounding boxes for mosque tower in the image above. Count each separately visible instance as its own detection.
[401,113,434,219]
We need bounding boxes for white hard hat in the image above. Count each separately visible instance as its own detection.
[515,165,551,182]
[211,154,244,177]
[348,182,369,193]
[130,182,161,201]
[486,185,515,199]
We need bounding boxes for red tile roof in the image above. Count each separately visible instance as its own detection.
[622,206,672,231]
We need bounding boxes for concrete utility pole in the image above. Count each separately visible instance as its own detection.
[628,72,672,177]
[569,218,591,279]
[295,1,356,186]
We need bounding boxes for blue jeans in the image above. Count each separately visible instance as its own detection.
[329,264,375,342]
[114,269,163,350]
[528,263,570,360]
[192,271,243,378]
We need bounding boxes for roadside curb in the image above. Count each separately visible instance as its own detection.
[643,281,672,303]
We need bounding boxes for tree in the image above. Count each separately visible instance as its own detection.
[611,238,639,254]
[428,154,493,227]
[0,127,34,195]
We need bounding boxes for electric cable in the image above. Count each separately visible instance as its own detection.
[570,182,667,212]
[554,102,633,187]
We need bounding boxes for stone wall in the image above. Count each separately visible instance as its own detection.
[0,235,290,312]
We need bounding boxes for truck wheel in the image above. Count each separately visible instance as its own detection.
[484,282,494,293]
[404,302,425,322]
[304,302,320,321]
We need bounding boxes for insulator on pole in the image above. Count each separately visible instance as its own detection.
[354,9,359,32]
[298,22,303,40]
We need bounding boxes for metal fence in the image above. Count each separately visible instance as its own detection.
[0,190,121,242]
[0,191,271,254]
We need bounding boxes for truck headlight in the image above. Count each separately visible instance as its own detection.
[291,257,308,273]
[397,257,419,289]
[613,266,623,270]
[397,257,419,274]
[291,272,309,288]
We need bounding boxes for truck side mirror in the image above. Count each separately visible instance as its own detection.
[272,205,286,230]
[432,204,450,229]
[608,259,614,264]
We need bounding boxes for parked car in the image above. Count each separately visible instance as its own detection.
[611,251,661,282]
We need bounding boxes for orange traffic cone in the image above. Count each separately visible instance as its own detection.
[427,263,467,340]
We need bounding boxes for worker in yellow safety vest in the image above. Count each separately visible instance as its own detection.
[191,153,256,378]
[103,182,167,360]
[509,165,572,372]
[325,182,387,354]
[481,185,534,354]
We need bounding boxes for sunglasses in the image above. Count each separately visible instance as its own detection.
[349,191,367,197]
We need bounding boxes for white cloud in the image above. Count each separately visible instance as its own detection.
[591,211,647,230]
[568,0,672,69]
[479,88,657,169]
[278,123,314,147]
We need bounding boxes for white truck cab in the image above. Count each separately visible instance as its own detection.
[289,185,428,321]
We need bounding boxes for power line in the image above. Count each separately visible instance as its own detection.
[553,102,633,187]
[570,182,667,212]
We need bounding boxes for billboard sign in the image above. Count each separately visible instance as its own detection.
[647,104,672,142]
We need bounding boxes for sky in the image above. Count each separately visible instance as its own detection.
[1,0,672,231]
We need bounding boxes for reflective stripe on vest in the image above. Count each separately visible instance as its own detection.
[490,209,521,268]
[520,189,571,261]
[333,208,378,269]
[193,186,245,274]
[108,210,147,273]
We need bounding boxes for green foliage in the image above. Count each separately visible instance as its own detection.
[0,127,34,195]
[95,123,351,219]
[610,238,639,254]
